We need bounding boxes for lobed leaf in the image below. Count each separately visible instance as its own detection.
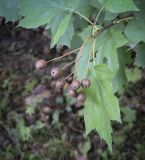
[125,20,145,44]
[75,38,94,80]
[84,64,121,151]
[52,13,72,46]
[95,28,128,73]
[0,0,19,22]
[113,48,131,92]
[134,43,145,67]
[99,0,139,13]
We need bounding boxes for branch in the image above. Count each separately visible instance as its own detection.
[46,48,80,64]
[93,15,135,38]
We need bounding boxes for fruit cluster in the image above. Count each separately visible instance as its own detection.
[35,59,91,104]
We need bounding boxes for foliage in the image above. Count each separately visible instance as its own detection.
[84,64,121,151]
[0,0,145,151]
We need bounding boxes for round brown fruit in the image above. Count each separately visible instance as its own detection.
[77,92,86,103]
[66,76,73,83]
[70,79,81,90]
[35,59,47,69]
[68,88,77,97]
[81,78,91,88]
[55,79,65,89]
[50,67,62,79]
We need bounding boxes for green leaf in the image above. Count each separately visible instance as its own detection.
[19,9,59,28]
[99,0,139,13]
[125,19,145,44]
[113,48,131,92]
[34,121,45,129]
[79,26,92,41]
[76,38,94,80]
[134,0,145,22]
[126,68,141,82]
[26,106,35,116]
[95,28,128,73]
[48,13,74,47]
[91,0,102,9]
[84,64,121,151]
[79,141,91,155]
[19,0,70,28]
[19,0,62,28]
[18,0,95,46]
[121,107,136,123]
[23,80,36,95]
[17,119,31,141]
[135,43,145,67]
[75,27,93,80]
[70,35,83,50]
[58,22,74,47]
[52,13,72,46]
[0,0,19,22]
[104,11,118,21]
[18,0,92,28]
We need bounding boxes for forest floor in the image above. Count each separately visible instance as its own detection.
[0,22,145,160]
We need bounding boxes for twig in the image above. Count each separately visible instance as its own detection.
[93,15,135,38]
[46,48,80,64]
[64,72,74,80]
[62,60,75,70]
[86,39,95,76]
[92,38,97,66]
[74,11,94,25]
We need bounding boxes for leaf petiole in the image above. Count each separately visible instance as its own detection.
[46,48,80,64]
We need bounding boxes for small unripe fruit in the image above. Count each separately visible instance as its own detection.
[50,67,62,79]
[55,79,65,89]
[81,78,91,88]
[77,92,86,103]
[35,59,47,69]
[66,76,73,83]
[68,88,77,97]
[71,79,81,90]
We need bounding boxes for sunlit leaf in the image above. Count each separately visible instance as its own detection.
[135,43,145,67]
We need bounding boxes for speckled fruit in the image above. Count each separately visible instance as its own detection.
[68,88,77,97]
[55,79,65,89]
[35,59,47,69]
[70,79,81,90]
[66,76,73,83]
[81,78,91,88]
[50,67,62,79]
[77,92,86,103]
